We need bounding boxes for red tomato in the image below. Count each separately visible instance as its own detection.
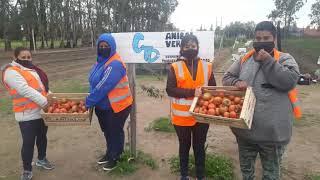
[234,97,241,104]
[208,108,216,115]
[230,111,237,118]
[208,103,216,109]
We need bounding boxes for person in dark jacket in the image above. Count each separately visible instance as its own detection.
[166,34,216,180]
[85,33,133,171]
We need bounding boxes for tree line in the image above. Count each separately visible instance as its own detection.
[0,0,178,51]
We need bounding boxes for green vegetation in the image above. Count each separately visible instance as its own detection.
[146,117,175,133]
[0,97,12,116]
[0,40,65,50]
[50,79,89,93]
[283,37,320,73]
[169,153,234,180]
[108,150,157,176]
[305,173,320,180]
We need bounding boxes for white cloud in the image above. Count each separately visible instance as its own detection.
[171,0,315,30]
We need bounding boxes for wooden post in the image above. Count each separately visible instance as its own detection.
[127,63,137,157]
[32,28,36,52]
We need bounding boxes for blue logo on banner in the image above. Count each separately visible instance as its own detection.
[132,33,160,63]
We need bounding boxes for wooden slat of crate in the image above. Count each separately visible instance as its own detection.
[41,93,93,126]
[189,86,256,129]
[239,87,256,129]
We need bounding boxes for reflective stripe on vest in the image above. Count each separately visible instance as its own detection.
[11,87,43,99]
[109,92,132,103]
[171,60,212,126]
[202,61,209,86]
[2,65,47,112]
[115,81,130,89]
[241,49,302,119]
[171,98,193,106]
[172,109,190,117]
[15,99,33,106]
[103,53,133,113]
[176,61,184,78]
[175,60,209,84]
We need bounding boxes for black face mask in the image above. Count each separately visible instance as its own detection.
[98,47,111,58]
[15,59,34,69]
[253,41,275,54]
[181,49,198,60]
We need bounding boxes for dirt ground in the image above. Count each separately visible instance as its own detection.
[0,48,319,180]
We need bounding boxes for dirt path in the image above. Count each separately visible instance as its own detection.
[1,48,320,180]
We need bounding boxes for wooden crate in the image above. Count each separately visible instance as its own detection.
[189,86,256,129]
[40,93,93,126]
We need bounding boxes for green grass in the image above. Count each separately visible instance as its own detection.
[0,176,20,180]
[50,79,89,93]
[305,174,320,180]
[0,39,81,50]
[145,117,175,133]
[108,150,158,176]
[0,97,12,116]
[169,153,234,180]
[283,37,320,73]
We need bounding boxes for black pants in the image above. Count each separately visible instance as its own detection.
[174,123,209,178]
[19,119,48,171]
[95,106,131,161]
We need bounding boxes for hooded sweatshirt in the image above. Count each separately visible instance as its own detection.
[85,33,126,110]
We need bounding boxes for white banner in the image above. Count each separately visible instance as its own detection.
[111,31,214,63]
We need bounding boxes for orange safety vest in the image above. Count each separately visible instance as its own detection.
[104,53,133,113]
[241,49,302,119]
[171,59,212,126]
[1,65,47,112]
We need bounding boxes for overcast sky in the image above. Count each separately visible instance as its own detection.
[170,0,316,31]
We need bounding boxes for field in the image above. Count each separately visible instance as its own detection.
[0,47,320,180]
[283,37,320,74]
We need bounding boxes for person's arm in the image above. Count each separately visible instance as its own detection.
[222,59,242,86]
[260,53,300,92]
[166,66,195,98]
[85,61,126,107]
[4,69,47,107]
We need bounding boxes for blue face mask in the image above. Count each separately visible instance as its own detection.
[98,47,111,58]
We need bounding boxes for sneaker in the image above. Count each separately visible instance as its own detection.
[180,176,190,180]
[97,155,109,165]
[102,160,117,171]
[20,171,33,180]
[35,158,55,170]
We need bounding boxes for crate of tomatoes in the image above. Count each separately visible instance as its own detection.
[189,86,256,129]
[40,93,93,126]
